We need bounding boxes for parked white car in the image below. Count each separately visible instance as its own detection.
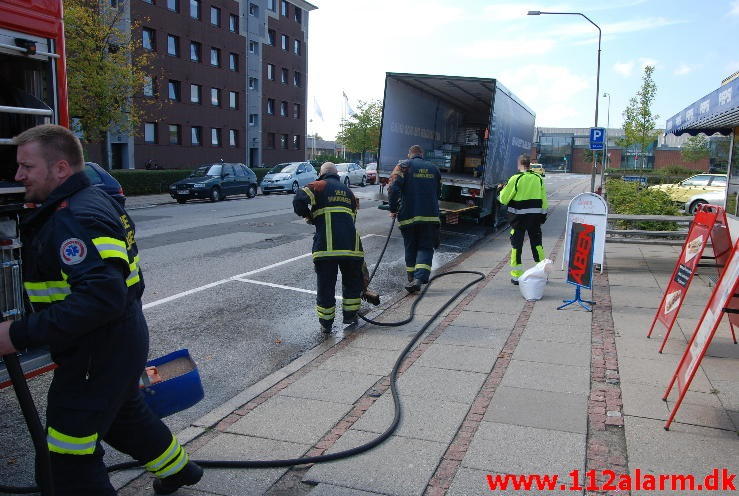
[684,190,726,214]
[335,163,367,187]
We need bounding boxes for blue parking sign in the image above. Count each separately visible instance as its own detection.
[589,127,605,150]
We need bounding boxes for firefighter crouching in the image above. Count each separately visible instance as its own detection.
[388,145,441,293]
[293,162,365,333]
[498,154,548,285]
[0,125,202,495]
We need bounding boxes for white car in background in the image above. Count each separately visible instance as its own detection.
[335,163,367,187]
[684,190,726,214]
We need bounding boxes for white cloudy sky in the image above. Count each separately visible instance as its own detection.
[306,0,739,139]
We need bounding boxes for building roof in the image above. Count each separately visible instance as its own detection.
[665,77,738,136]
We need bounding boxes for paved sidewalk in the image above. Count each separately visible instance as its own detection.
[116,193,738,496]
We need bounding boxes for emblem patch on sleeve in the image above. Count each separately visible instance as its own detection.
[60,238,87,265]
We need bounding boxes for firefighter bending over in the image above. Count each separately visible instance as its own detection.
[293,162,365,333]
[0,125,202,495]
[498,154,548,285]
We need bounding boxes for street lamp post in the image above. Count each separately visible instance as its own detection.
[528,10,601,192]
[601,92,611,192]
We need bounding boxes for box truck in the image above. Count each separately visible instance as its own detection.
[378,73,535,225]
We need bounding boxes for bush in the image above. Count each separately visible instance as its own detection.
[605,178,681,230]
[111,169,194,195]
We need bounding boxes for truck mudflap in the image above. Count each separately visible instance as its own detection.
[440,201,477,225]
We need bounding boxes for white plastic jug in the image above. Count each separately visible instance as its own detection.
[518,259,553,301]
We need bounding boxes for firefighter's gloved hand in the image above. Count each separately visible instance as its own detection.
[304,217,314,225]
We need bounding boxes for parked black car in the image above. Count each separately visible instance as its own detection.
[85,162,126,207]
[169,163,259,203]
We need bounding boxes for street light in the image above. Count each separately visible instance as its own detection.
[601,92,611,192]
[528,10,601,192]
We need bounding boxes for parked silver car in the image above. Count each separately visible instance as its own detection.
[335,163,367,187]
[260,161,318,194]
[684,190,726,214]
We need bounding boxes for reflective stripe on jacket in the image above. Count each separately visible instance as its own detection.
[498,170,549,214]
[388,156,441,227]
[293,174,364,259]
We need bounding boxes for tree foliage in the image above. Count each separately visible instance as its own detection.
[335,100,382,165]
[617,66,660,169]
[680,135,710,163]
[64,0,153,143]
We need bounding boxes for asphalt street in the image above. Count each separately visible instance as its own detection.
[0,174,586,491]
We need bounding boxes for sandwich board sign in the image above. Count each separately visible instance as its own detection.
[563,193,607,272]
[558,222,597,312]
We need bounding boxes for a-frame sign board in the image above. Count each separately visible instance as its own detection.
[663,237,739,430]
[647,204,736,352]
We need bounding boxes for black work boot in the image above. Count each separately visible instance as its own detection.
[152,461,203,495]
[320,320,333,333]
[404,279,421,294]
[343,312,358,326]
[361,289,381,306]
[407,273,414,283]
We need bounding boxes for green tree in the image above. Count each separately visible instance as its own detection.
[680,135,710,163]
[583,149,603,164]
[335,100,382,165]
[65,0,154,155]
[617,65,660,170]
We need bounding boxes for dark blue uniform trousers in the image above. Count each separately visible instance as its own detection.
[315,259,364,325]
[401,223,436,284]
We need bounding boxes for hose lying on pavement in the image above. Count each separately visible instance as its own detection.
[1,218,485,493]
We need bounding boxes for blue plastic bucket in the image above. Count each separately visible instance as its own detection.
[140,349,204,418]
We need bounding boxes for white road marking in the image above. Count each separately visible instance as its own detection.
[233,277,343,300]
[143,234,374,309]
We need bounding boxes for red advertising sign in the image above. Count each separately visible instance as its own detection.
[647,205,734,352]
[663,238,739,430]
[566,222,595,289]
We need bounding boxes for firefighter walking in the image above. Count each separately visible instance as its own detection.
[0,125,202,495]
[498,154,548,285]
[388,145,441,293]
[294,162,365,333]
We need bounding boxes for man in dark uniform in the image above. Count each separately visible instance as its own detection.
[0,125,202,495]
[293,162,365,333]
[388,145,441,293]
[498,154,548,285]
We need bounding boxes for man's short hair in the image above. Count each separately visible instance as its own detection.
[409,145,424,156]
[13,124,84,171]
[320,162,337,176]
[518,154,531,168]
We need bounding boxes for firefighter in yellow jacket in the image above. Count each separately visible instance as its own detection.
[498,154,548,285]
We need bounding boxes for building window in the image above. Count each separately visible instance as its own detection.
[229,129,238,147]
[229,13,238,32]
[293,135,300,150]
[144,122,157,143]
[249,3,258,16]
[293,103,300,119]
[248,77,258,90]
[293,39,301,55]
[280,34,288,50]
[143,76,155,97]
[267,29,276,46]
[267,132,275,149]
[266,98,275,114]
[141,0,152,4]
[190,83,201,104]
[293,71,301,87]
[249,114,258,126]
[280,68,288,84]
[168,124,181,144]
[280,133,288,149]
[167,34,179,56]
[142,28,155,51]
[210,87,220,106]
[294,7,302,23]
[189,0,200,19]
[280,101,287,117]
[267,63,275,80]
[190,41,201,62]
[249,40,258,54]
[228,53,238,71]
[229,91,238,109]
[210,6,220,26]
[280,0,287,16]
[267,0,276,11]
[210,47,220,66]
[211,128,221,146]
[168,80,180,101]
[191,126,202,146]
[166,0,178,12]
